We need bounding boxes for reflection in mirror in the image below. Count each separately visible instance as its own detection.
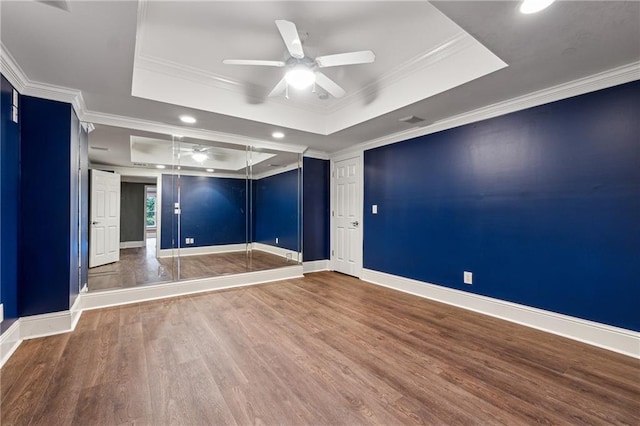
[87,125,174,291]
[86,124,302,292]
[248,146,302,273]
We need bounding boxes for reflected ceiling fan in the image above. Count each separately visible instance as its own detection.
[222,20,375,99]
[174,145,228,163]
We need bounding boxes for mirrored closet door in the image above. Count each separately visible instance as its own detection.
[85,124,301,292]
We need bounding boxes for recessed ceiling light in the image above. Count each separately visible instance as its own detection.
[156,165,166,169]
[179,115,196,124]
[272,131,285,139]
[206,168,214,173]
[520,0,555,14]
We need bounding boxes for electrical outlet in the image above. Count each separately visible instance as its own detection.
[372,204,378,214]
[275,237,279,244]
[464,271,473,285]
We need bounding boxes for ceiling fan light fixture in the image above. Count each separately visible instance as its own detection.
[192,152,208,163]
[520,0,555,14]
[285,66,316,90]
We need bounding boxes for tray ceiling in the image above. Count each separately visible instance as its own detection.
[132,1,507,135]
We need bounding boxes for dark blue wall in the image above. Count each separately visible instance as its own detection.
[254,169,301,252]
[364,81,640,331]
[160,174,246,249]
[19,96,73,316]
[303,157,330,261]
[1,75,20,331]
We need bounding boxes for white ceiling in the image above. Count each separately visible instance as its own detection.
[132,1,505,134]
[1,1,639,165]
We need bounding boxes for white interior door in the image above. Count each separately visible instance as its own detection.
[332,155,362,277]
[89,169,121,268]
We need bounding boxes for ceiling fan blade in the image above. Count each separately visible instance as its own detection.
[275,20,304,59]
[223,59,285,67]
[314,72,346,98]
[316,50,375,68]
[268,76,288,97]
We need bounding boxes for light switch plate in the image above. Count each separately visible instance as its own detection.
[372,204,378,214]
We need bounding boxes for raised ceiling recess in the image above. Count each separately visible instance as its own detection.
[132,1,507,135]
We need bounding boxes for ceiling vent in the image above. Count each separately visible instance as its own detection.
[399,115,425,124]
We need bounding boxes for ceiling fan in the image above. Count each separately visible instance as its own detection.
[174,145,227,163]
[222,20,375,99]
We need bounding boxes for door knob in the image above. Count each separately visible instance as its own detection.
[92,221,100,225]
[351,220,359,227]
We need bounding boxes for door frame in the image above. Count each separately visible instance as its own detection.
[92,167,162,258]
[143,184,158,244]
[330,150,364,278]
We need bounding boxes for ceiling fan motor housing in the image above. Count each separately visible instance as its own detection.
[286,56,316,71]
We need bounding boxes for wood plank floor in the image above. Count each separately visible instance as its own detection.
[2,272,638,425]
[88,238,293,291]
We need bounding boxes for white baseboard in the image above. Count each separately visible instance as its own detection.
[361,269,640,359]
[158,243,247,258]
[120,241,145,249]
[0,320,21,368]
[19,310,74,341]
[252,242,301,262]
[0,296,86,368]
[81,265,304,311]
[70,295,83,330]
[303,260,330,273]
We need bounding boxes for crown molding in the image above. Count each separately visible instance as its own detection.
[332,61,640,159]
[1,42,87,118]
[303,149,330,160]
[0,42,307,154]
[252,161,300,180]
[92,164,246,180]
[327,32,470,115]
[0,43,27,93]
[83,110,307,154]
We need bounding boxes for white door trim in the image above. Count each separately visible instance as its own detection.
[330,150,364,277]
